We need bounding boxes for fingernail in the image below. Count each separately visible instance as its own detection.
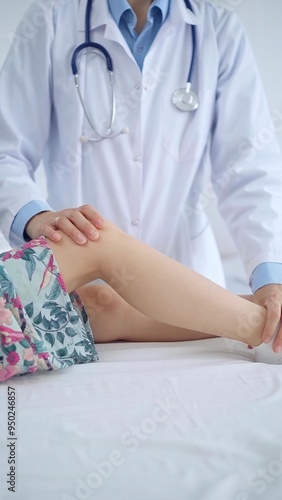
[264,337,272,344]
[77,234,87,244]
[274,345,282,354]
[97,218,105,226]
[90,230,98,239]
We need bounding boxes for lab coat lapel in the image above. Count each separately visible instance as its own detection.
[78,0,111,32]
[170,0,200,26]
[78,0,135,62]
[144,0,201,70]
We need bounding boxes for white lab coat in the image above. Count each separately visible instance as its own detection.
[0,231,10,254]
[0,0,282,286]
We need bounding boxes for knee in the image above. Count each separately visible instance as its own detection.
[79,284,121,317]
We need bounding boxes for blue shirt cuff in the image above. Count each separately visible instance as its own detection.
[12,201,53,241]
[250,262,282,293]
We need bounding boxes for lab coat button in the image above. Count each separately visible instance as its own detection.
[131,219,139,226]
[133,155,141,162]
[135,83,141,90]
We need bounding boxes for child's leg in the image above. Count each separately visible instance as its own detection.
[48,221,266,347]
[78,284,218,343]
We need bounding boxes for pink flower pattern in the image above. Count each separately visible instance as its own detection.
[0,297,12,325]
[0,237,98,383]
[37,352,50,360]
[23,348,35,362]
[1,252,11,262]
[27,365,38,374]
[57,273,67,292]
[0,364,19,383]
[11,296,22,310]
[22,237,47,250]
[12,250,25,260]
[6,351,20,365]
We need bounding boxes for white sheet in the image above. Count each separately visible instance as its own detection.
[1,337,282,500]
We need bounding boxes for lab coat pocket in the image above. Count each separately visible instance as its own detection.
[161,89,215,164]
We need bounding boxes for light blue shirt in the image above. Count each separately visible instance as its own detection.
[11,0,282,293]
[108,0,169,70]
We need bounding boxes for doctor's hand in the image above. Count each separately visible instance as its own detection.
[25,205,105,245]
[253,284,282,352]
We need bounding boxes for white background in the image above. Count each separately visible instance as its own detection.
[0,0,282,290]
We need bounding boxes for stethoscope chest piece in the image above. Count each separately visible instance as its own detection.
[172,87,199,112]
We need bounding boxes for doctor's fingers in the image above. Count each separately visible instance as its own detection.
[52,210,101,245]
[263,300,282,352]
[77,204,105,229]
[254,285,282,348]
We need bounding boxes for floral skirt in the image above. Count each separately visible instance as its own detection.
[0,237,99,383]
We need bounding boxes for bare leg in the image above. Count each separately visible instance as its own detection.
[78,284,218,343]
[48,222,266,347]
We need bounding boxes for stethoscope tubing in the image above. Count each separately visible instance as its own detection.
[72,0,197,87]
[71,0,116,140]
[71,0,198,141]
[187,2,196,86]
[71,42,113,75]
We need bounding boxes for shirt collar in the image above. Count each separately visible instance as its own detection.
[78,0,199,33]
[108,0,170,27]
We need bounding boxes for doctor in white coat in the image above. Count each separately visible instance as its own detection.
[0,0,282,346]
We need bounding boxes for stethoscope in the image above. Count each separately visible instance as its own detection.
[71,0,199,143]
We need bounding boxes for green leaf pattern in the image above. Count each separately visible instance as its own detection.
[0,239,98,383]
